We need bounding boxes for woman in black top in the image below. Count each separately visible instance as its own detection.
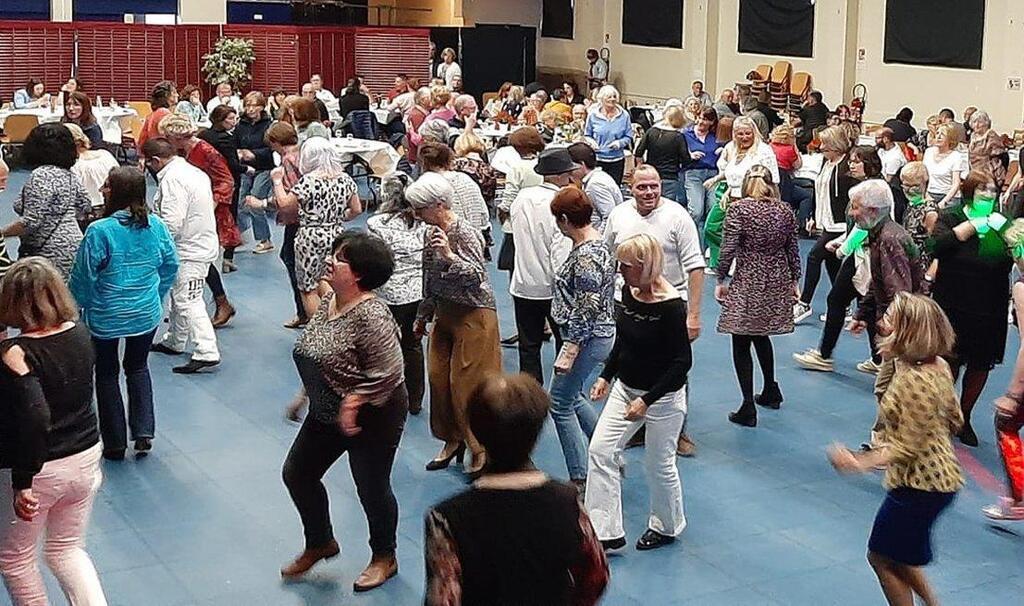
[635,106,691,203]
[0,257,106,605]
[585,234,691,553]
[235,91,276,253]
[280,233,408,593]
[339,78,371,118]
[200,104,249,271]
[425,373,609,606]
[929,170,1017,447]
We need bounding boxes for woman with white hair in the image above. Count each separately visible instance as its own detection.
[584,85,632,184]
[702,116,779,269]
[65,123,119,213]
[366,172,428,415]
[278,137,362,319]
[586,233,691,553]
[406,172,500,478]
[967,110,1007,188]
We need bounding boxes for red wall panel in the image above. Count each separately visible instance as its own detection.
[0,20,429,106]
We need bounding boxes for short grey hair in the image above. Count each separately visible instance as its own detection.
[379,171,414,215]
[418,118,451,144]
[453,94,476,112]
[849,179,893,211]
[414,86,432,106]
[596,84,619,104]
[969,109,991,130]
[405,172,454,209]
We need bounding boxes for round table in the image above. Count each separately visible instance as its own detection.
[331,136,401,175]
[0,106,137,145]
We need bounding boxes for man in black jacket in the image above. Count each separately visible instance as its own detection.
[795,91,829,151]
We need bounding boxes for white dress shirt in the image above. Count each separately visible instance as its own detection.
[206,95,243,116]
[388,91,416,116]
[437,62,462,89]
[603,198,705,300]
[879,145,907,178]
[582,167,623,231]
[153,157,219,264]
[498,157,544,233]
[315,88,338,105]
[509,183,572,300]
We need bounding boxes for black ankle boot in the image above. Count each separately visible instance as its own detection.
[754,382,783,410]
[728,401,757,427]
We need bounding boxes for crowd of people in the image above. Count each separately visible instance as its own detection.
[0,59,1023,606]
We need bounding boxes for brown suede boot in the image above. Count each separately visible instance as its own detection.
[280,539,340,579]
[211,296,236,328]
[353,553,398,592]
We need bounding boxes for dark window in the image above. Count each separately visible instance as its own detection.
[622,0,683,49]
[883,0,984,70]
[738,0,814,58]
[73,0,177,21]
[0,0,50,20]
[541,0,573,40]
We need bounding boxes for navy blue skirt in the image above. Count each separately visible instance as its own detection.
[868,487,956,566]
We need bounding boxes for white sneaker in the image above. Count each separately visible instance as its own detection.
[704,267,716,275]
[818,307,853,323]
[793,302,813,324]
[857,359,881,375]
[793,349,834,372]
[983,498,1024,521]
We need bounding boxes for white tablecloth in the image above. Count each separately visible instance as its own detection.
[0,106,137,145]
[331,137,401,176]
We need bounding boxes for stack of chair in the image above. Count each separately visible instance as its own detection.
[746,64,773,98]
[788,71,812,113]
[768,60,792,112]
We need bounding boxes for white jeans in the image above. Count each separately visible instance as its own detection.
[0,443,107,606]
[161,260,219,362]
[585,380,687,541]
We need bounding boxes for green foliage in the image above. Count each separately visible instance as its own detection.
[202,37,256,88]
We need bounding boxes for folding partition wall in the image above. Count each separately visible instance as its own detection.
[0,20,431,103]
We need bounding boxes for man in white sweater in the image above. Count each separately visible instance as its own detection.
[509,147,575,384]
[603,165,705,456]
[142,138,221,374]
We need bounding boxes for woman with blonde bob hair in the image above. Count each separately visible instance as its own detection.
[0,257,107,605]
[586,233,692,553]
[829,293,962,606]
[716,165,800,427]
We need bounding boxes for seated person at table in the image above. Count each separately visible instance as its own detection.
[13,79,49,109]
[176,85,208,125]
[310,74,337,104]
[387,74,412,102]
[61,92,104,150]
[206,81,242,115]
[268,87,288,120]
[54,77,83,109]
[301,83,331,123]
[448,95,478,130]
[340,78,371,118]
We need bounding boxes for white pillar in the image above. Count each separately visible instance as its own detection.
[51,0,72,22]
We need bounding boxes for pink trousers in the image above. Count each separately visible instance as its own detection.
[0,443,107,606]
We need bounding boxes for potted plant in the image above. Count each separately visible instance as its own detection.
[202,37,256,89]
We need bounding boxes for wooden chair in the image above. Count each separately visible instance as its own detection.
[770,61,792,86]
[752,64,772,82]
[116,115,144,164]
[482,92,499,107]
[127,101,153,120]
[0,114,40,163]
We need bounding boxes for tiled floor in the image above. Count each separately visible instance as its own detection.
[2,169,1024,604]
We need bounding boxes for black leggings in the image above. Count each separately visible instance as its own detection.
[800,231,843,304]
[818,258,879,362]
[732,335,775,402]
[281,224,306,320]
[205,265,225,298]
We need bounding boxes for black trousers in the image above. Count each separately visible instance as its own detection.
[512,296,562,386]
[818,257,879,362]
[280,224,306,320]
[205,265,225,299]
[389,301,425,412]
[282,385,408,555]
[597,158,625,185]
[800,230,843,304]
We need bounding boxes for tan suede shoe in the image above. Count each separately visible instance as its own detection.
[353,554,398,592]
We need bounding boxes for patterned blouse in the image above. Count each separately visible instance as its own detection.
[968,129,1007,186]
[452,155,501,204]
[901,196,939,267]
[366,213,427,306]
[293,294,404,424]
[291,173,358,228]
[416,219,495,323]
[15,165,92,279]
[551,239,617,345]
[876,357,965,493]
[442,171,491,233]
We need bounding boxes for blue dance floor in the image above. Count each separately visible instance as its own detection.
[2,169,1023,605]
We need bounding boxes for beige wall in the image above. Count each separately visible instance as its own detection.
[368,0,464,27]
[179,0,226,24]
[463,0,539,26]
[50,0,71,22]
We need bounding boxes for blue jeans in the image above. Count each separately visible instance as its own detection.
[93,328,157,452]
[238,171,273,242]
[681,168,718,227]
[548,334,614,481]
[660,178,680,204]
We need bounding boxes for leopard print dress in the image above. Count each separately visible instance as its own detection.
[291,172,358,292]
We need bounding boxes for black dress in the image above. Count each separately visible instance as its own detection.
[929,205,1013,369]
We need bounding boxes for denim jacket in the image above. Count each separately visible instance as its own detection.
[69,211,179,340]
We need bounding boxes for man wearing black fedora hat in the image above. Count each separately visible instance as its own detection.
[507,147,579,385]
